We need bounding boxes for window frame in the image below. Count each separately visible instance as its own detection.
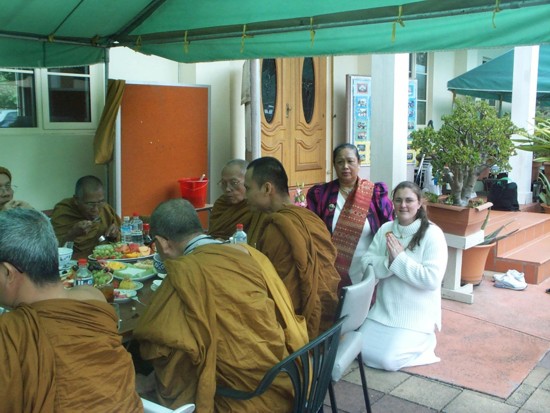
[409,52,429,127]
[0,64,104,132]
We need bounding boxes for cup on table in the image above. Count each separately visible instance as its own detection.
[97,283,115,303]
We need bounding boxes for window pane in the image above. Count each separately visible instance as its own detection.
[261,59,277,123]
[417,101,426,125]
[301,57,315,123]
[48,67,89,75]
[417,73,427,100]
[48,69,91,122]
[0,69,37,128]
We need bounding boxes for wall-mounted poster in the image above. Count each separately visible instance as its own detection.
[346,75,372,166]
[407,79,418,164]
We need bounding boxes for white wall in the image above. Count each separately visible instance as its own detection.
[2,47,520,212]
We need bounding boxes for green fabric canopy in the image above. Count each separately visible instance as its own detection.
[1,0,550,68]
[447,45,550,104]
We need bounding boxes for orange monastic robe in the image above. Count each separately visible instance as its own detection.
[256,205,341,338]
[134,244,308,413]
[207,197,266,243]
[0,300,142,413]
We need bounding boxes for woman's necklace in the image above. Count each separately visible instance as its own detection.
[339,186,354,196]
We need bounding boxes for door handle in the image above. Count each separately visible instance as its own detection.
[286,103,291,118]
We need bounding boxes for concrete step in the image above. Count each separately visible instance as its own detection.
[484,210,550,284]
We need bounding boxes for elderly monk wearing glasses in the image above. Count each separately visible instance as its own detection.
[207,159,266,242]
[51,175,121,259]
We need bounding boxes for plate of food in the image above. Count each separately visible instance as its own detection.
[114,289,137,303]
[59,261,114,289]
[89,243,155,262]
[112,263,157,282]
[115,278,143,291]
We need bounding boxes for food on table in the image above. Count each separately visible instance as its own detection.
[133,259,154,270]
[91,242,153,259]
[104,261,126,271]
[119,277,137,290]
[60,261,114,288]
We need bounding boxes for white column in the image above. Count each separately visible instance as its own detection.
[370,54,409,189]
[509,46,539,204]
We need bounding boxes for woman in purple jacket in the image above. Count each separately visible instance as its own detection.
[306,144,393,288]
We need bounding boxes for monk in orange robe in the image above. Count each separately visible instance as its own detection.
[245,157,340,338]
[208,159,266,242]
[134,199,308,412]
[0,208,142,413]
[51,175,121,259]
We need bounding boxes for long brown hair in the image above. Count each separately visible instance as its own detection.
[392,181,430,251]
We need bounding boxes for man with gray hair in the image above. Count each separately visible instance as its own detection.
[208,159,265,241]
[134,198,307,411]
[0,208,142,412]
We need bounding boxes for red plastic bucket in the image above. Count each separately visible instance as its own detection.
[178,177,208,208]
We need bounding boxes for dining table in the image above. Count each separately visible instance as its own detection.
[117,276,160,343]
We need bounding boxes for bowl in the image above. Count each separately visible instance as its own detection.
[153,253,167,274]
[58,247,73,269]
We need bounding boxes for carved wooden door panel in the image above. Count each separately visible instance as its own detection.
[261,57,327,186]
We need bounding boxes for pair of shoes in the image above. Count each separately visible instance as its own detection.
[493,271,527,291]
[493,270,526,283]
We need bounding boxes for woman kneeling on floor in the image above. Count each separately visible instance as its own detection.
[360,181,448,371]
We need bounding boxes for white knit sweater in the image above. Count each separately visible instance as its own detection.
[361,219,448,333]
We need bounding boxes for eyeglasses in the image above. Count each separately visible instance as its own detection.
[81,200,105,208]
[0,184,16,192]
[218,179,243,190]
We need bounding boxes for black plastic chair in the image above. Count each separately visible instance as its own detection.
[216,317,346,413]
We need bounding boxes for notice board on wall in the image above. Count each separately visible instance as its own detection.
[115,82,210,219]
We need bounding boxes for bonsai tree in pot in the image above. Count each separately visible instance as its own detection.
[411,97,523,207]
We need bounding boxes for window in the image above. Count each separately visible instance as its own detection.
[0,65,103,130]
[409,52,428,126]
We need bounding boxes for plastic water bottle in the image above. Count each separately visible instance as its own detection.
[130,212,144,244]
[75,259,94,286]
[232,223,247,244]
[121,216,132,244]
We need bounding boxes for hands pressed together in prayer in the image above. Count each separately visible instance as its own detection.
[386,232,404,264]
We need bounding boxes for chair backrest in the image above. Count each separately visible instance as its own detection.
[141,398,195,413]
[216,317,346,413]
[335,265,376,335]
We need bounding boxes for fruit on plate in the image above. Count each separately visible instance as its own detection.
[104,261,126,271]
[139,246,151,256]
[119,277,137,290]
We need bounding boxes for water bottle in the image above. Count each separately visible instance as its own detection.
[75,259,94,286]
[121,216,132,244]
[232,223,247,244]
[130,212,144,244]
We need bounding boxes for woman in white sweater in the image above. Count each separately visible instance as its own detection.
[360,181,448,371]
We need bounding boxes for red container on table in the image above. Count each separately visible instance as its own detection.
[178,177,208,208]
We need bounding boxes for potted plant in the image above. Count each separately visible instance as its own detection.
[461,210,519,286]
[514,116,550,212]
[411,97,523,235]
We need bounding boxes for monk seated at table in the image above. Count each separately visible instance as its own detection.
[0,208,142,412]
[133,198,308,412]
[51,175,121,259]
[207,159,266,242]
[244,156,341,339]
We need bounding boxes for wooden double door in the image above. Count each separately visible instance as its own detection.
[261,57,328,186]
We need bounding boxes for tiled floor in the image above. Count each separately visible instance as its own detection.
[324,272,550,413]
[326,354,550,413]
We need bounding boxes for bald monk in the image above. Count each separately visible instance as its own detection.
[244,156,340,338]
[51,175,121,259]
[134,199,308,412]
[208,159,266,243]
[0,208,142,413]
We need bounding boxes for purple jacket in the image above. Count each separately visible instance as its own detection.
[306,180,393,235]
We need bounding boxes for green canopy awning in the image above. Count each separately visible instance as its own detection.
[447,45,550,104]
[1,0,550,68]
